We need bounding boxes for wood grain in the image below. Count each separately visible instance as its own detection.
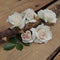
[54,52,60,60]
[0,0,60,60]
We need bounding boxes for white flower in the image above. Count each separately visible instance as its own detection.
[38,9,57,23]
[31,24,52,43]
[7,12,25,29]
[21,8,38,24]
[21,24,52,43]
[21,30,35,43]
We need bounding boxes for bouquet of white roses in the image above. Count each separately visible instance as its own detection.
[3,8,57,51]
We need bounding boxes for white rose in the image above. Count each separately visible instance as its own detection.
[31,24,52,43]
[21,8,37,24]
[7,12,25,29]
[21,30,35,43]
[38,9,57,23]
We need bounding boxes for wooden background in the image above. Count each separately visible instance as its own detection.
[0,0,60,60]
[54,52,60,60]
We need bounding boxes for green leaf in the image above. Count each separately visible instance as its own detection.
[23,43,30,46]
[16,44,23,51]
[4,43,15,50]
[9,37,17,44]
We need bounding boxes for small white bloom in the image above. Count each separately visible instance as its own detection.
[7,12,25,29]
[21,8,37,24]
[21,30,35,43]
[31,24,52,43]
[38,9,57,23]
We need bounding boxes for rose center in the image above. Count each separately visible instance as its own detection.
[23,34,30,40]
[39,32,46,39]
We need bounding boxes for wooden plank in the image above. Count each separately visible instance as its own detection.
[0,0,60,60]
[0,0,52,15]
[47,46,60,60]
[0,0,29,13]
[0,0,52,32]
